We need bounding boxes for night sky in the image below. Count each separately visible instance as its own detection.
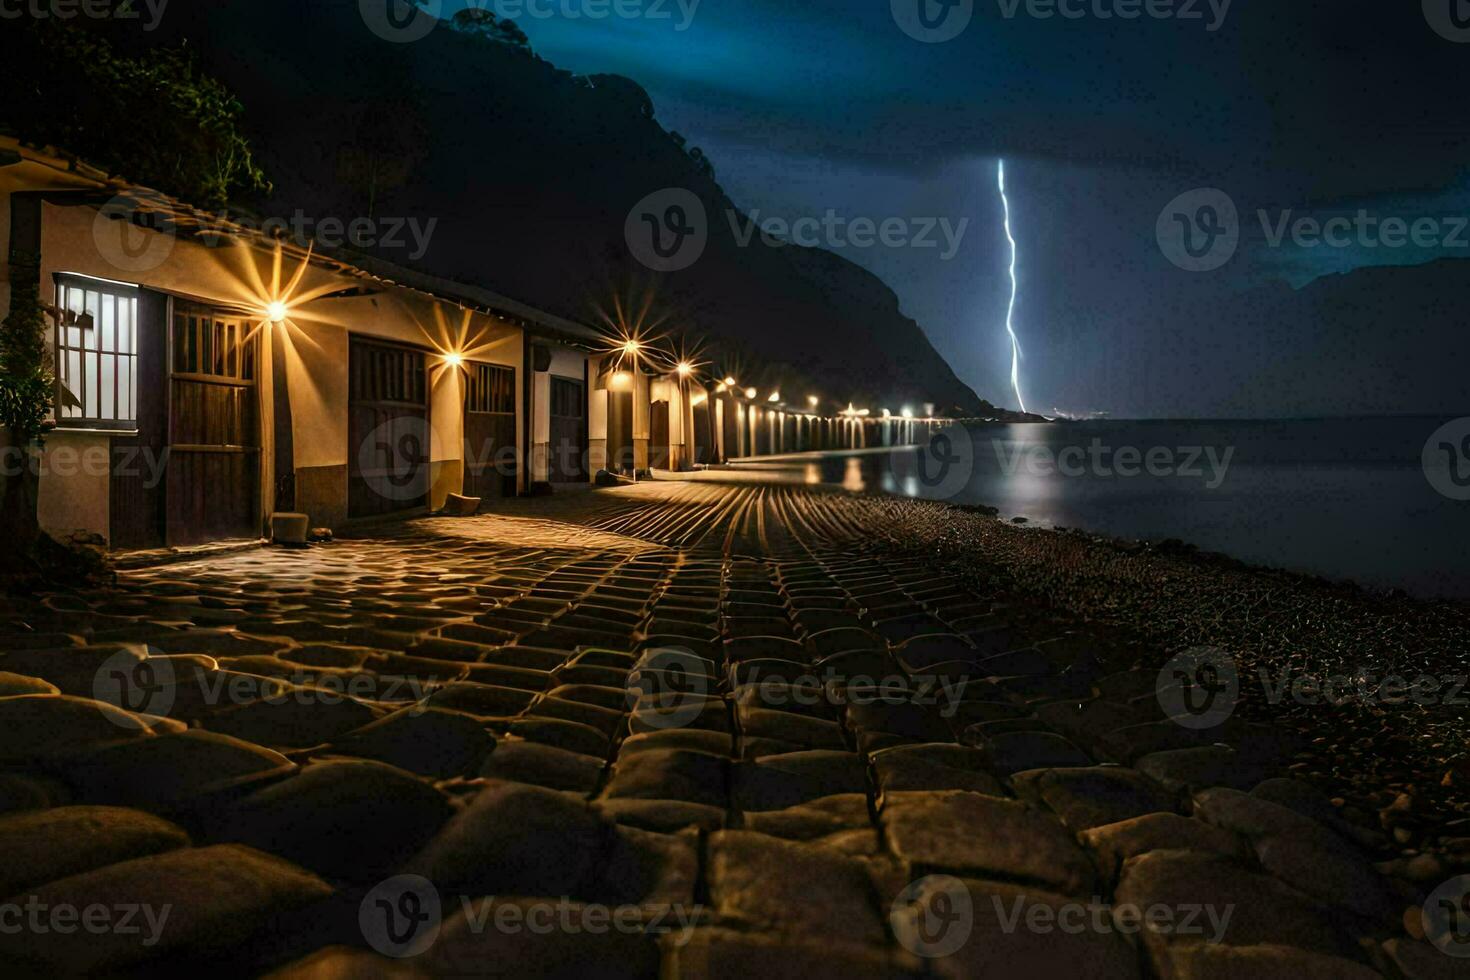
[440,0,1468,417]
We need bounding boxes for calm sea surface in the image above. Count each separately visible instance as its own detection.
[725,417,1470,599]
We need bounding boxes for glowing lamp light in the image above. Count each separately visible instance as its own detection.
[443,352,464,369]
[715,382,728,393]
[723,376,737,387]
[744,388,758,400]
[611,371,634,389]
[622,340,641,355]
[808,396,820,408]
[265,300,288,324]
[901,407,914,419]
[768,392,781,403]
[676,362,694,378]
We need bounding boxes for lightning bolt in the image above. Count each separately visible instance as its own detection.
[998,159,1026,415]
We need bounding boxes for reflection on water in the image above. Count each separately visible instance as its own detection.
[724,418,1470,599]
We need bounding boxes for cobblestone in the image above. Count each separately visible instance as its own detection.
[0,483,1453,975]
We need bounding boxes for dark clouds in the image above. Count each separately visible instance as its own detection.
[446,0,1470,415]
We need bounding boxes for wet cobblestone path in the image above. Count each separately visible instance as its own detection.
[0,483,1462,977]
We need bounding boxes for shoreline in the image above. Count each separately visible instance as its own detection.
[865,490,1469,848]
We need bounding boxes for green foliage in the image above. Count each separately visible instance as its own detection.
[0,22,269,209]
[0,254,54,447]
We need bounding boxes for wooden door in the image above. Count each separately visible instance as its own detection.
[166,303,260,545]
[463,361,517,499]
[548,376,587,483]
[608,389,634,474]
[649,399,670,469]
[691,397,712,465]
[721,397,741,459]
[348,337,429,519]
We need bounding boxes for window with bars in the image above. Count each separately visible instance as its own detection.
[550,376,584,419]
[351,341,427,405]
[467,362,515,415]
[172,303,257,382]
[54,275,139,429]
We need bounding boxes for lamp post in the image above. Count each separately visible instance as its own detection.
[622,340,640,480]
[676,361,695,471]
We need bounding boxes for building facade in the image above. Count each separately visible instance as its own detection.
[1,140,604,550]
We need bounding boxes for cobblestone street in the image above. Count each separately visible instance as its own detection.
[0,483,1462,977]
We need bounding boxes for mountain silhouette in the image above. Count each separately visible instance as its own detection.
[124,0,995,416]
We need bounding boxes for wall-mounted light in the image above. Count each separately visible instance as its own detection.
[808,395,820,408]
[443,352,464,369]
[265,301,288,324]
[744,388,758,400]
[768,392,781,403]
[676,362,694,378]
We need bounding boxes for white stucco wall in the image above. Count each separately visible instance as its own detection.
[23,193,524,540]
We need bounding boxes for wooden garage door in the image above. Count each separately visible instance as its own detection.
[548,376,586,483]
[349,337,429,519]
[463,361,517,499]
[166,303,260,545]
